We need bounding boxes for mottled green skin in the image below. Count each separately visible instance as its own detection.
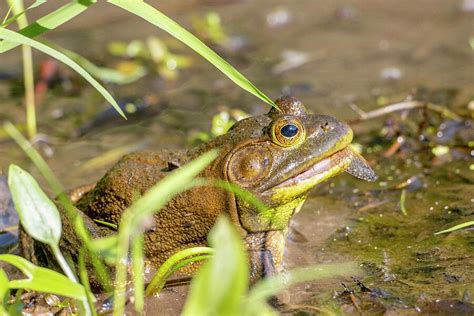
[21,96,354,282]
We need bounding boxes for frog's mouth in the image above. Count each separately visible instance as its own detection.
[271,146,376,201]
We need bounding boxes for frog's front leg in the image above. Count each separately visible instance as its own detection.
[245,230,286,283]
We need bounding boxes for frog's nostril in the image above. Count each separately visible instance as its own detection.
[321,122,331,132]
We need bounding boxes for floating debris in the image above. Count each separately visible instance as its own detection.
[380,67,402,80]
[266,8,292,28]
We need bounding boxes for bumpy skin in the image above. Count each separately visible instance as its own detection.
[21,96,357,282]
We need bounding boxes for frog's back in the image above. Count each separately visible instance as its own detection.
[76,150,177,224]
[75,149,228,268]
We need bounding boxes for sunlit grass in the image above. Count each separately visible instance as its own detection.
[7,0,37,140]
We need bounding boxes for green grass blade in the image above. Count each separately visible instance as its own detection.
[8,0,38,140]
[435,221,474,235]
[0,269,9,309]
[0,0,95,53]
[0,28,126,119]
[145,247,214,296]
[2,0,46,27]
[78,248,98,316]
[56,44,147,84]
[131,234,144,314]
[107,0,276,108]
[182,217,249,316]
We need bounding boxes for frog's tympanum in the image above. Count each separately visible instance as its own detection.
[21,96,376,283]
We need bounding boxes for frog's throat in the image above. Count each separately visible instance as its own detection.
[270,147,355,202]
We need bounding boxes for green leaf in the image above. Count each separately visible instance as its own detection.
[8,164,61,246]
[0,269,9,315]
[435,221,474,235]
[0,269,9,305]
[0,0,95,53]
[58,45,147,84]
[107,0,276,108]
[145,247,214,296]
[0,28,126,119]
[89,235,119,264]
[182,216,249,316]
[131,234,144,314]
[0,254,86,300]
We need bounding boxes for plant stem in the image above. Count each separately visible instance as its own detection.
[79,248,98,316]
[50,244,78,283]
[8,0,37,140]
[51,244,93,316]
[131,234,144,315]
[22,44,37,140]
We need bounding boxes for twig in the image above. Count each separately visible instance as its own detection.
[400,189,408,216]
[348,100,462,124]
[356,199,390,213]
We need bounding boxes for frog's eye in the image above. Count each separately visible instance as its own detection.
[271,118,306,147]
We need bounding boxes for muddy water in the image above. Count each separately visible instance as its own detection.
[0,0,473,314]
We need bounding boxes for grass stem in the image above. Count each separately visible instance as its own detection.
[7,0,37,140]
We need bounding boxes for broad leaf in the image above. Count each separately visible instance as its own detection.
[182,216,249,316]
[8,164,61,246]
[0,254,86,300]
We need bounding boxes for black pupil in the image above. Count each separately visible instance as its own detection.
[281,124,299,138]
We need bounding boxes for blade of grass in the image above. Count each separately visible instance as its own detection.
[145,247,214,296]
[7,0,37,140]
[113,150,218,316]
[0,0,95,53]
[0,269,9,312]
[0,28,126,119]
[56,44,147,84]
[435,221,474,235]
[107,0,277,109]
[131,234,144,315]
[1,4,13,25]
[2,0,46,27]
[182,217,248,316]
[78,248,98,316]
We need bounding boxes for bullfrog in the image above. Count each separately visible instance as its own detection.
[20,96,376,283]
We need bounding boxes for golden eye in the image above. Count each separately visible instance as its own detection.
[271,118,306,147]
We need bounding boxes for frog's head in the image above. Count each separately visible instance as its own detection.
[214,96,376,233]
